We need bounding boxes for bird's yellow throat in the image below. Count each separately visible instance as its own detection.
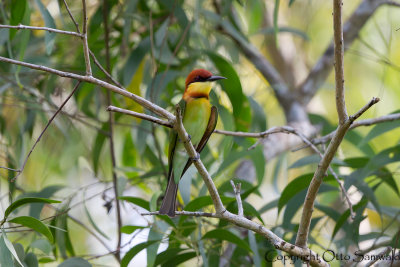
[183,82,212,100]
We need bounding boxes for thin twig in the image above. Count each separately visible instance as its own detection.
[81,0,92,76]
[10,82,81,181]
[0,24,83,37]
[230,180,243,217]
[107,106,172,127]
[89,50,123,88]
[62,0,80,32]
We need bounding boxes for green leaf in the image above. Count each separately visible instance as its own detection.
[248,230,261,267]
[0,234,14,267]
[121,225,146,234]
[24,252,38,267]
[123,37,150,85]
[147,220,169,267]
[121,241,158,267]
[58,257,92,267]
[9,216,54,243]
[184,196,213,211]
[119,196,150,210]
[2,230,23,267]
[202,229,251,252]
[278,174,313,212]
[154,248,187,266]
[26,185,64,219]
[3,197,61,219]
[208,52,251,131]
[10,0,27,39]
[161,252,197,266]
[31,239,52,255]
[34,0,57,54]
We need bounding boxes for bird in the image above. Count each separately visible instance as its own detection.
[159,69,226,217]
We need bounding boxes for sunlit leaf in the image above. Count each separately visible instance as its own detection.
[3,197,61,219]
[121,241,158,267]
[9,216,54,243]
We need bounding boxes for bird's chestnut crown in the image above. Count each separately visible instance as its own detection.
[185,69,226,88]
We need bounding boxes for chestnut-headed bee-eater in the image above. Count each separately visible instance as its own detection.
[159,69,226,217]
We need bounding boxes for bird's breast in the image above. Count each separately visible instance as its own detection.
[181,98,211,146]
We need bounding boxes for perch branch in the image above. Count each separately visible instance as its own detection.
[107,106,172,128]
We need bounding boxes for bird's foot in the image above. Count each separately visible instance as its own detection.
[187,134,192,142]
[191,152,200,162]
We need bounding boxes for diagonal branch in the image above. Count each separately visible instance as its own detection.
[295,97,379,248]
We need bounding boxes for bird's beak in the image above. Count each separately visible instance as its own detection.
[206,75,227,82]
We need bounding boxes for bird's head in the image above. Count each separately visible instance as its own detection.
[183,69,226,101]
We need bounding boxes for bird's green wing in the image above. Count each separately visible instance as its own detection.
[167,100,186,180]
[181,105,218,175]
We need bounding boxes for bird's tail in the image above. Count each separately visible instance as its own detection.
[159,173,178,217]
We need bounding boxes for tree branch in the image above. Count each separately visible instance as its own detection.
[333,0,348,124]
[0,24,83,37]
[107,106,172,128]
[81,0,92,76]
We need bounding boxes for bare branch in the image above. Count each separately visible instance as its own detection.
[0,24,83,37]
[295,97,379,248]
[107,106,172,128]
[81,0,92,76]
[333,0,348,124]
[89,50,123,88]
[230,180,243,217]
[9,82,81,181]
[62,0,80,32]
